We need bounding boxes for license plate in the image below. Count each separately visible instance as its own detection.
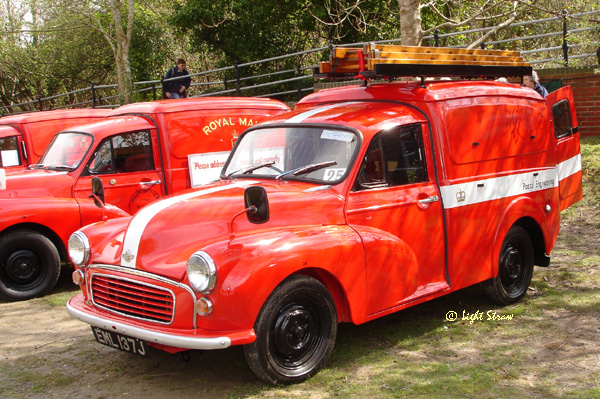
[91,326,147,356]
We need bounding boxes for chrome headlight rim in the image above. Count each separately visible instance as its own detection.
[68,231,90,267]
[186,251,217,294]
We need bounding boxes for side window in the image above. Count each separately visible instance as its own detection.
[354,124,426,191]
[552,99,573,138]
[0,136,20,167]
[89,131,154,174]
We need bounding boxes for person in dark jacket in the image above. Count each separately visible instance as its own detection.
[163,59,191,99]
[523,70,548,98]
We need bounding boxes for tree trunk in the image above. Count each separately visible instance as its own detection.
[398,0,422,46]
[108,0,134,104]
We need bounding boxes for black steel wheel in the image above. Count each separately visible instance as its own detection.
[484,225,534,305]
[244,275,337,385]
[0,230,61,301]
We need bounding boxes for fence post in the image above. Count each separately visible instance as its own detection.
[37,96,43,111]
[91,83,97,108]
[235,61,241,96]
[434,30,439,47]
[297,59,303,101]
[152,82,157,101]
[562,9,569,66]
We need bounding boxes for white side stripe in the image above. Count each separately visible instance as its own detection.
[557,153,582,181]
[439,153,581,210]
[120,183,244,268]
[440,168,558,209]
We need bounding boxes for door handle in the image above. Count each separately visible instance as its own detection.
[139,180,161,189]
[417,195,439,204]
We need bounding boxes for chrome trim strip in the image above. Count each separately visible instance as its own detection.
[91,273,176,325]
[66,301,231,350]
[87,264,199,328]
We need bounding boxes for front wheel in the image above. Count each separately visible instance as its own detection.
[244,275,337,385]
[0,231,61,301]
[484,225,534,305]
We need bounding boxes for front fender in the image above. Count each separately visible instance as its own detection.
[0,197,129,252]
[198,225,366,332]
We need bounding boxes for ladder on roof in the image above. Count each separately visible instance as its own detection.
[316,43,532,81]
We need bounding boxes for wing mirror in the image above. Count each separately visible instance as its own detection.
[90,176,105,208]
[244,186,269,224]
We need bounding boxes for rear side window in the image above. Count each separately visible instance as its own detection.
[552,99,574,138]
[0,136,20,167]
[88,130,154,174]
[354,124,426,190]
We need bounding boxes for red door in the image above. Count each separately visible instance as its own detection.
[346,123,448,316]
[74,129,165,215]
[546,86,582,211]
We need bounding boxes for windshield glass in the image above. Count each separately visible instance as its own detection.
[223,126,360,184]
[38,132,93,170]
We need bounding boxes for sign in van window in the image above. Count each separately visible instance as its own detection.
[0,136,20,167]
[188,151,231,187]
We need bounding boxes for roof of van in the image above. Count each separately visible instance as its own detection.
[0,109,110,125]
[297,80,544,108]
[108,97,290,116]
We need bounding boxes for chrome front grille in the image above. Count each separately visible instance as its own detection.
[91,274,175,324]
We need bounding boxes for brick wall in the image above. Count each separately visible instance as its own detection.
[539,67,600,137]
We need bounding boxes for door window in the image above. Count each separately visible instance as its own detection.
[552,99,574,138]
[353,124,426,190]
[0,136,20,167]
[88,131,154,174]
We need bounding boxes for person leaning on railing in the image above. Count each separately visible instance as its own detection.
[162,59,191,99]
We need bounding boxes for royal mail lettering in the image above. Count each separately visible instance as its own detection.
[202,117,257,135]
[66,51,582,385]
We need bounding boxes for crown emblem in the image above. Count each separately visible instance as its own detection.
[122,249,135,263]
[456,190,466,202]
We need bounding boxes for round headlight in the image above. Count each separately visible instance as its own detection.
[187,251,217,293]
[68,231,90,267]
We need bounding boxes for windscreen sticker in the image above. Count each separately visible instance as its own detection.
[322,168,346,181]
[321,130,354,142]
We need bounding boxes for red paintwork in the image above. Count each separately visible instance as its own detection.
[0,109,109,171]
[0,98,290,277]
[67,81,582,351]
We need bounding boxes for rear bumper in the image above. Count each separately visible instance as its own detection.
[67,293,254,350]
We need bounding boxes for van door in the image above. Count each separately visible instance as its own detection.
[546,86,582,211]
[73,129,165,215]
[346,123,448,316]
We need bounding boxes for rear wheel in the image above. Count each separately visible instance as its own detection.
[0,231,61,301]
[484,225,534,305]
[244,275,337,385]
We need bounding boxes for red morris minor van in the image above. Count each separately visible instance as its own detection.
[66,47,582,384]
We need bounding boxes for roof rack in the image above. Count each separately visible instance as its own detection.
[315,43,532,81]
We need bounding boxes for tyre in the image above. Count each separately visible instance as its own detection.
[0,230,61,301]
[484,225,534,305]
[244,275,337,385]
